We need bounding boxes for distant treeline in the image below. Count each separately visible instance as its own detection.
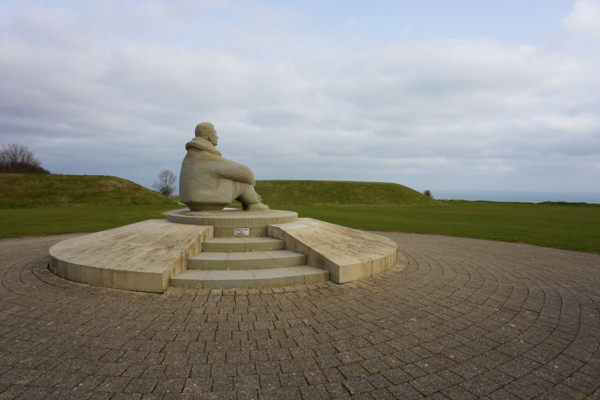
[538,201,600,207]
[443,199,599,207]
[0,161,50,174]
[0,144,50,174]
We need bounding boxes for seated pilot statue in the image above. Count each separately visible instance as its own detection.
[179,122,269,211]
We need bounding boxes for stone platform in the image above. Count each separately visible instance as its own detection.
[49,220,212,293]
[167,209,298,237]
[49,209,398,292]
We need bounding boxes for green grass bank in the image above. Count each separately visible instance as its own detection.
[0,174,179,238]
[1,175,598,255]
[254,180,437,206]
[0,174,176,208]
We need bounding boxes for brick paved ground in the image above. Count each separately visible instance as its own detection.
[0,232,599,399]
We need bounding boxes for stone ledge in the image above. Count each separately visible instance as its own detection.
[267,218,398,284]
[167,209,298,227]
[188,250,306,270]
[202,237,285,252]
[171,265,328,289]
[49,220,213,293]
[168,209,299,238]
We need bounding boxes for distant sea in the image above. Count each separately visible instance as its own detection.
[433,191,600,204]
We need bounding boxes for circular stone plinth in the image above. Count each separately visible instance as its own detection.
[167,209,298,228]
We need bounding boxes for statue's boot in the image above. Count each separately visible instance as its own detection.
[247,202,269,211]
[238,187,269,211]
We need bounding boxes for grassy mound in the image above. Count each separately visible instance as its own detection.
[0,174,177,208]
[254,180,438,206]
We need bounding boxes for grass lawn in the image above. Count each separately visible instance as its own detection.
[1,200,598,256]
[0,205,178,238]
[271,201,600,254]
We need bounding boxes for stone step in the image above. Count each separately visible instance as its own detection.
[202,237,285,252]
[188,250,306,270]
[171,266,329,289]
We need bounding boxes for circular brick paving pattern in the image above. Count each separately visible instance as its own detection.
[0,232,599,400]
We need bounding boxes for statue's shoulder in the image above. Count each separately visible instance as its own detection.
[185,138,222,157]
[188,151,223,162]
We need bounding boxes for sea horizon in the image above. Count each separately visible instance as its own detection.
[433,190,600,204]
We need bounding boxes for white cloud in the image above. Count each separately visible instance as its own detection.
[0,0,599,195]
[562,0,600,38]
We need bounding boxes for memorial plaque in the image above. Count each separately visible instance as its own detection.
[233,228,250,237]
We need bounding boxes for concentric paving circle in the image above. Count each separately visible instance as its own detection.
[0,232,598,399]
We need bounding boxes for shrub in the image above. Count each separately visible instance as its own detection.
[0,144,50,174]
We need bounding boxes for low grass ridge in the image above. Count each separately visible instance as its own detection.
[0,174,178,208]
[255,180,437,206]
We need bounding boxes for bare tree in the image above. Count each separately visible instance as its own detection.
[0,143,50,173]
[153,170,177,196]
[423,189,434,198]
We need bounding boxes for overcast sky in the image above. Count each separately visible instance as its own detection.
[1,0,599,197]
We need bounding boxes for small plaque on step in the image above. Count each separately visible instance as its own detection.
[233,228,250,237]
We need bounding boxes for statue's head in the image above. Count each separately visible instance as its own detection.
[195,122,218,146]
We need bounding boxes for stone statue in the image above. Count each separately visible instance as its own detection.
[179,123,269,211]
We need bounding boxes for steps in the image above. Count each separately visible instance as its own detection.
[171,266,328,289]
[201,237,284,252]
[188,250,306,270]
[170,236,328,289]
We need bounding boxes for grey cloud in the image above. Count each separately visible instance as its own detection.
[0,1,599,193]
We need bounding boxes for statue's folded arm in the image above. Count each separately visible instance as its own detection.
[209,160,255,185]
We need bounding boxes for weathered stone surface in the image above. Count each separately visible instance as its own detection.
[179,122,269,211]
[49,220,213,292]
[268,218,398,283]
[202,237,285,252]
[168,208,298,237]
[187,250,306,270]
[49,211,391,291]
[171,265,328,288]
